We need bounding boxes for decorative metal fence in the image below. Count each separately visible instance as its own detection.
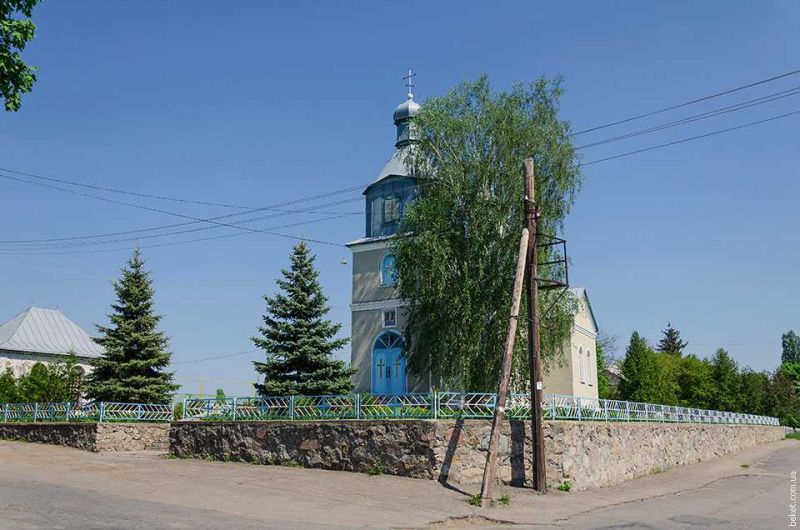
[0,401,173,423]
[0,394,779,425]
[180,393,780,426]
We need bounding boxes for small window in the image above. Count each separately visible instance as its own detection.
[578,346,586,384]
[381,254,397,286]
[383,309,397,328]
[587,350,594,386]
[383,195,401,223]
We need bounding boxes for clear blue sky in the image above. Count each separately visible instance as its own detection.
[1,1,797,395]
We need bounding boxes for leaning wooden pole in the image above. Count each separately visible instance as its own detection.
[524,158,547,493]
[480,226,530,503]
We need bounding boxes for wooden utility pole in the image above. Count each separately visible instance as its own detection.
[524,158,547,493]
[480,226,530,503]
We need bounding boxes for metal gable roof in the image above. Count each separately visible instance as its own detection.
[0,307,105,359]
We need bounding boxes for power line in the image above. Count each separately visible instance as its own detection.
[0,171,353,247]
[0,165,277,210]
[572,67,800,136]
[174,348,259,365]
[0,196,361,246]
[582,108,800,166]
[575,85,800,150]
[0,212,355,255]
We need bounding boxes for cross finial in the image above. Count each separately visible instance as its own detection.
[403,68,416,99]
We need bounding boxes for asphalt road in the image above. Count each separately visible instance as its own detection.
[0,438,796,529]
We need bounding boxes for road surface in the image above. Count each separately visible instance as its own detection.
[0,437,796,529]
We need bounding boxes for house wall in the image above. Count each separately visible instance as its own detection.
[0,350,93,378]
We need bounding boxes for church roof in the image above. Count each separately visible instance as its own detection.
[372,145,413,184]
[0,307,105,359]
[570,287,599,333]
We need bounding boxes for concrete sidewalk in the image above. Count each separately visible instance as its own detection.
[0,438,796,529]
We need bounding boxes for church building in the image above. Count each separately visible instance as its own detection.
[347,76,599,398]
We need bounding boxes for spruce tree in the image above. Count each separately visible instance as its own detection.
[85,249,177,404]
[253,242,352,396]
[657,322,687,356]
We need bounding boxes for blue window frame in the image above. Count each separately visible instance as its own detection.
[380,254,397,286]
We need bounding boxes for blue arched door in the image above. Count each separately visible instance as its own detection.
[371,331,406,394]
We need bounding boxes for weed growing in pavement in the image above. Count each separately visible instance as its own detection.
[556,480,572,492]
[497,494,511,506]
[740,464,750,468]
[468,494,482,507]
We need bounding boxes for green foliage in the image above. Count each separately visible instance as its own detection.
[468,494,482,506]
[676,355,714,409]
[786,431,800,440]
[393,75,582,391]
[710,348,740,412]
[782,331,800,364]
[0,367,19,402]
[366,457,386,476]
[556,480,572,492]
[657,322,687,356]
[497,494,512,506]
[0,0,40,111]
[618,332,659,402]
[0,355,84,403]
[253,242,352,396]
[173,402,184,420]
[767,369,800,427]
[215,388,226,400]
[86,249,178,404]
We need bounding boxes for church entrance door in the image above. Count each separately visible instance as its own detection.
[371,331,406,394]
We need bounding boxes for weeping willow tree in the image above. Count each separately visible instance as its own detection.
[393,75,582,392]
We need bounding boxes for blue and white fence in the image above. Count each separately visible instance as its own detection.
[180,392,781,426]
[0,401,173,423]
[0,394,780,426]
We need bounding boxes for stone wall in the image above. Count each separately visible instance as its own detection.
[0,422,169,452]
[96,423,170,452]
[170,419,784,491]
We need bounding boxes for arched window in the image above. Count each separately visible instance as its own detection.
[578,346,586,384]
[587,349,594,386]
[381,254,397,286]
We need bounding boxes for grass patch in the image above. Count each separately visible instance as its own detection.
[786,431,800,440]
[740,464,750,468]
[497,494,511,506]
[468,494,482,507]
[162,453,185,460]
[555,480,572,492]
[281,460,301,468]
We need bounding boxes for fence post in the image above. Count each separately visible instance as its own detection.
[354,394,360,420]
[3,403,8,422]
[33,403,39,422]
[549,396,555,421]
[576,397,582,421]
[65,402,71,422]
[432,392,438,420]
[182,397,187,420]
[232,397,238,421]
[289,395,295,421]
[603,399,609,422]
[137,403,143,421]
[99,402,106,423]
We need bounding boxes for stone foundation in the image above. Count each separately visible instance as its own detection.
[170,420,784,491]
[0,422,169,452]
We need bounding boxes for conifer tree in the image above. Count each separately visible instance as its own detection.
[85,249,177,404]
[253,242,352,396]
[782,330,800,364]
[657,322,687,356]
[618,331,660,402]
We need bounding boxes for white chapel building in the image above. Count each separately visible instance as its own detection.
[0,307,103,377]
[347,81,599,398]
